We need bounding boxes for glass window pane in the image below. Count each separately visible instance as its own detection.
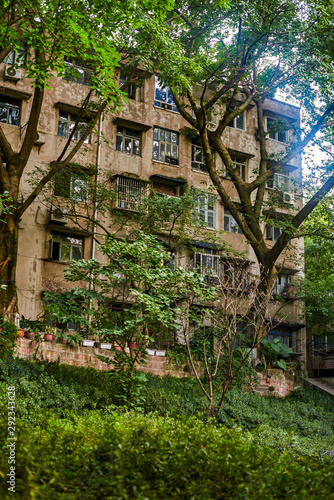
[116,136,123,152]
[133,140,140,156]
[152,141,159,160]
[153,127,159,141]
[159,142,165,161]
[124,137,132,154]
[165,130,171,143]
[60,244,71,261]
[236,112,244,130]
[72,246,82,260]
[58,120,68,138]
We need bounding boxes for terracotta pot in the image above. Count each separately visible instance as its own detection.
[44,334,53,342]
[17,330,25,338]
[25,331,35,340]
[114,343,122,352]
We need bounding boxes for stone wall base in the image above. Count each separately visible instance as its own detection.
[255,368,297,397]
[15,338,200,378]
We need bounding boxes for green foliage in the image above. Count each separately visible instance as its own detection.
[0,321,17,361]
[261,338,291,370]
[1,367,334,499]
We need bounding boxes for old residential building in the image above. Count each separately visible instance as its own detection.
[0,54,306,365]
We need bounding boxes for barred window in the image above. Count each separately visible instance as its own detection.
[115,176,146,210]
[0,95,20,126]
[152,127,179,164]
[57,111,90,143]
[50,233,83,262]
[194,250,220,277]
[116,126,140,155]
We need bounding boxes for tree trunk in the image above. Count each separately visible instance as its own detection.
[0,215,19,315]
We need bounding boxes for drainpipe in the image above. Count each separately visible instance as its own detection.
[87,112,103,328]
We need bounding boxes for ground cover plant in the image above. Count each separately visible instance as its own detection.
[1,359,334,498]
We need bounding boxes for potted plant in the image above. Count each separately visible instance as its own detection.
[25,328,36,340]
[44,326,56,342]
[17,329,25,338]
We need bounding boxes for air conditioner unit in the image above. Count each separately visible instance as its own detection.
[34,132,46,146]
[5,65,23,82]
[282,192,295,204]
[50,207,68,224]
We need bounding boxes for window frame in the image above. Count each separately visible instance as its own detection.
[191,137,208,172]
[57,111,91,143]
[273,273,291,295]
[225,157,247,181]
[50,232,83,262]
[3,45,27,66]
[193,248,220,277]
[63,57,93,86]
[267,328,293,348]
[265,116,289,143]
[154,76,178,112]
[224,209,243,234]
[53,171,89,202]
[0,95,20,126]
[267,170,291,192]
[227,110,246,131]
[152,126,179,165]
[114,176,147,211]
[119,73,144,101]
[116,126,141,156]
[266,224,283,242]
[194,191,216,229]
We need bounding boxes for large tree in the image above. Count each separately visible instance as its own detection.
[143,0,334,339]
[0,0,173,315]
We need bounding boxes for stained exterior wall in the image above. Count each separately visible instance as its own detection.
[0,61,306,364]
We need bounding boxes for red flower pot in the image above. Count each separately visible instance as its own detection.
[25,331,35,340]
[44,334,53,342]
[17,330,25,338]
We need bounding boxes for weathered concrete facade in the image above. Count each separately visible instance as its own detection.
[0,60,306,363]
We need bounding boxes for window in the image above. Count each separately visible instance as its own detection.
[50,233,83,262]
[53,171,88,202]
[119,73,144,101]
[225,157,246,181]
[116,126,140,155]
[266,117,288,143]
[154,76,178,112]
[191,138,208,172]
[223,263,247,291]
[224,209,243,234]
[267,171,291,192]
[267,329,293,348]
[3,45,27,66]
[273,273,291,295]
[63,57,93,86]
[194,249,220,277]
[0,95,20,126]
[227,110,245,131]
[152,127,179,164]
[266,224,283,241]
[313,335,334,354]
[57,111,90,143]
[115,176,146,210]
[195,191,215,228]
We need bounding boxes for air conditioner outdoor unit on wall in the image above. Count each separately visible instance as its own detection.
[5,65,23,82]
[50,207,68,224]
[34,132,46,146]
[282,192,295,204]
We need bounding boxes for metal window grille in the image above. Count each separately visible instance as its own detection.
[115,176,146,210]
[0,96,20,126]
[194,252,220,277]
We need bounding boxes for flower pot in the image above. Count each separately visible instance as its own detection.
[17,330,25,338]
[44,334,53,342]
[145,348,156,356]
[82,339,95,347]
[114,343,122,352]
[99,342,112,350]
[25,331,35,340]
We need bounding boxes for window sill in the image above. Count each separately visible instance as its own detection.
[267,138,288,144]
[153,105,179,114]
[192,168,209,175]
[43,258,71,265]
[152,160,179,167]
[116,150,141,157]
